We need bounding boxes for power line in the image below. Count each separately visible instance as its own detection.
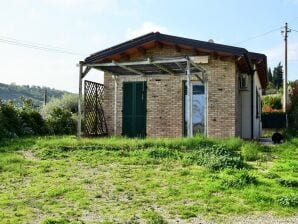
[0,35,86,56]
[235,27,282,44]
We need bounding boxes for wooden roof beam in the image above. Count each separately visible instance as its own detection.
[112,60,144,76]
[137,46,146,55]
[155,41,164,49]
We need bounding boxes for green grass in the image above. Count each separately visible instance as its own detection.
[0,135,297,223]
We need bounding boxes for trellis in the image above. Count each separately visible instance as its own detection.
[83,80,108,136]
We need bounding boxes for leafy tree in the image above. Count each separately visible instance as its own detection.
[272,62,283,89]
[41,94,78,119]
[268,67,273,83]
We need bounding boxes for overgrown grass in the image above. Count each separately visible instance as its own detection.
[0,135,297,223]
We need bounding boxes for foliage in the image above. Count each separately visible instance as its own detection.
[241,142,260,161]
[0,101,23,138]
[272,62,283,89]
[0,82,70,107]
[41,94,78,119]
[262,95,282,112]
[287,80,298,135]
[278,195,298,207]
[0,136,297,223]
[277,179,298,188]
[46,108,76,135]
[222,170,258,188]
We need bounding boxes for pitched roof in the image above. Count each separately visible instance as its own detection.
[84,32,267,88]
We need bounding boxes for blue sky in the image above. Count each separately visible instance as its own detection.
[0,0,298,92]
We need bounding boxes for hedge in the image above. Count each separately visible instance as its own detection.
[262,112,286,129]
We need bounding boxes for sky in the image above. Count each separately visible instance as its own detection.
[0,0,298,93]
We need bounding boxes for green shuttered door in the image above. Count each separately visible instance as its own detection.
[122,81,147,137]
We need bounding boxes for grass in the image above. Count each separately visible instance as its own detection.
[0,135,297,223]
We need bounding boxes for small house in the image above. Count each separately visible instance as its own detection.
[78,32,267,139]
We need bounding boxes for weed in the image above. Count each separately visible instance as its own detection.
[277,179,298,188]
[222,170,258,188]
[278,195,298,207]
[143,211,167,224]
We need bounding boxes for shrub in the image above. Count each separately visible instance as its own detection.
[278,194,298,207]
[41,94,78,119]
[46,108,76,135]
[222,170,258,188]
[277,179,298,188]
[0,101,22,138]
[262,95,282,111]
[241,143,260,161]
[42,218,70,224]
[185,144,244,171]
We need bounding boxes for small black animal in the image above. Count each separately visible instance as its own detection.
[272,132,284,144]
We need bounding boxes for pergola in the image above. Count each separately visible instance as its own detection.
[78,56,207,138]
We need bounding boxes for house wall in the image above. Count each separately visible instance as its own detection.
[103,45,240,138]
[253,68,262,138]
[240,67,262,139]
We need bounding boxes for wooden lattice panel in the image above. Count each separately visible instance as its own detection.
[84,80,108,136]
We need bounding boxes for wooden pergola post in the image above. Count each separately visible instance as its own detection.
[77,62,91,139]
[77,63,83,139]
[186,58,193,137]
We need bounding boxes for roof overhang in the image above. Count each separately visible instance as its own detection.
[82,56,206,79]
[82,32,268,88]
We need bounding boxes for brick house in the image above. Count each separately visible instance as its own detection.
[78,32,267,139]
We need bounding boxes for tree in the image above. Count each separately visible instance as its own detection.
[268,67,273,83]
[272,62,283,89]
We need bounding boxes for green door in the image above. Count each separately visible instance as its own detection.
[122,81,147,137]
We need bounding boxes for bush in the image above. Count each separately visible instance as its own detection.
[46,108,76,135]
[41,94,78,119]
[185,144,244,171]
[0,101,23,138]
[222,170,258,188]
[262,95,282,111]
[287,80,298,135]
[277,179,298,188]
[278,194,298,207]
[241,143,260,161]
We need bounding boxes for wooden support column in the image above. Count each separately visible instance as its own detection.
[186,58,193,137]
[77,63,83,139]
[112,74,118,135]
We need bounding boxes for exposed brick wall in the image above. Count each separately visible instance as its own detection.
[103,45,241,138]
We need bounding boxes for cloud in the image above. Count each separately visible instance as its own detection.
[263,42,298,64]
[125,22,168,39]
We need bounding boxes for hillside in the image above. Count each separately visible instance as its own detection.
[0,82,71,106]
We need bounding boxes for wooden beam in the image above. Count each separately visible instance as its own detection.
[155,41,163,49]
[112,60,144,76]
[119,52,130,60]
[137,47,146,55]
[152,62,175,75]
[175,44,181,52]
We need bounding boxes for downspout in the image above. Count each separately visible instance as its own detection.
[244,53,254,139]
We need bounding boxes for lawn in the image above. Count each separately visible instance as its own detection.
[0,136,297,223]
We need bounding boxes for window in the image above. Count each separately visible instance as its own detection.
[239,74,248,90]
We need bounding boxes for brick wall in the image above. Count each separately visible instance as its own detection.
[103,45,240,138]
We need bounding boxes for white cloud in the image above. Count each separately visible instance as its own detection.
[125,22,168,39]
[263,42,298,64]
